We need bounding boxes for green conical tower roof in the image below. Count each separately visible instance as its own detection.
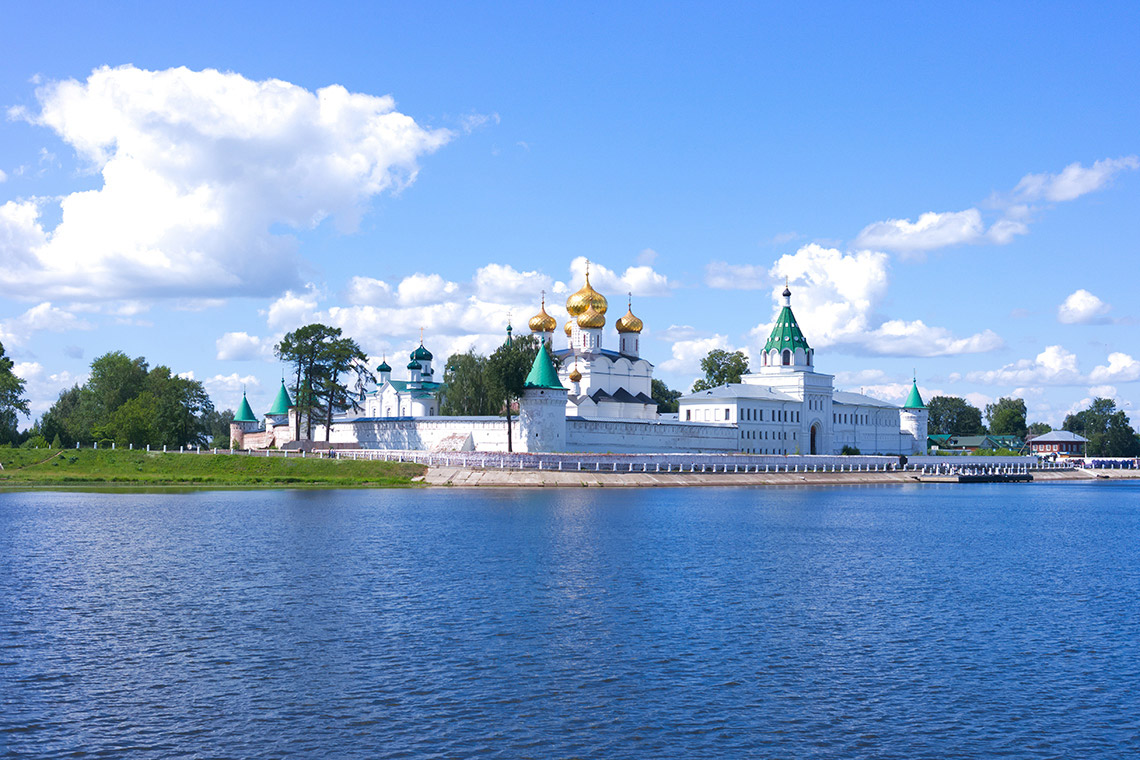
[763,286,811,353]
[234,392,257,423]
[524,341,565,390]
[903,379,926,409]
[267,381,293,416]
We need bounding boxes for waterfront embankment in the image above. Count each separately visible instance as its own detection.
[424,465,1132,487]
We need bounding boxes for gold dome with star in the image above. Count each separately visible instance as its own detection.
[565,270,608,317]
[528,295,557,333]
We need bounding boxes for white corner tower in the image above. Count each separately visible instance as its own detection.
[900,378,928,455]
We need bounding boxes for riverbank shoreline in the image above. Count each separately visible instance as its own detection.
[424,466,1139,488]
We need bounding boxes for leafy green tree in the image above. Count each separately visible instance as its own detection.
[317,336,371,441]
[0,340,30,445]
[985,397,1028,438]
[927,396,986,435]
[202,408,236,447]
[691,349,750,392]
[1063,398,1140,457]
[37,353,212,448]
[441,351,500,416]
[1027,421,1052,436]
[651,379,681,413]
[275,323,341,440]
[486,333,544,452]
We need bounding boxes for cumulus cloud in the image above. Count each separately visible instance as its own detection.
[0,302,92,346]
[854,209,989,252]
[265,286,321,330]
[344,276,393,306]
[967,345,1083,385]
[2,65,451,302]
[753,244,1002,357]
[397,273,460,306]
[216,331,272,361]
[472,264,552,303]
[704,261,770,290]
[200,373,262,411]
[1014,156,1139,202]
[12,361,87,420]
[659,333,736,378]
[854,156,1137,255]
[1057,289,1111,324]
[568,257,672,297]
[1088,353,1140,384]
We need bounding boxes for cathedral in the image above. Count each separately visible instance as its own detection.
[526,265,657,420]
[232,265,927,455]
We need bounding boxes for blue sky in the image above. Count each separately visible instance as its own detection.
[3,1,1138,429]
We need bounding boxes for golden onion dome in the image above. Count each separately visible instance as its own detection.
[565,270,608,317]
[563,320,573,337]
[577,303,606,329]
[528,296,557,333]
[568,364,582,383]
[615,305,643,333]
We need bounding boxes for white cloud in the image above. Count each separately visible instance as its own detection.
[344,276,393,306]
[216,331,272,361]
[0,169,6,182]
[854,209,988,252]
[1089,353,1140,384]
[659,333,735,378]
[751,244,999,357]
[12,361,87,421]
[201,373,262,410]
[967,345,1083,385]
[2,65,451,302]
[1089,385,1118,399]
[1014,156,1139,202]
[569,256,672,297]
[1057,289,1111,324]
[705,261,770,290]
[397,272,460,306]
[0,302,92,346]
[265,286,321,330]
[472,264,551,303]
[854,156,1137,255]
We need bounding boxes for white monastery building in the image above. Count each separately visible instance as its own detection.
[232,269,927,455]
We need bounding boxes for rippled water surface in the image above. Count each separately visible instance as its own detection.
[2,482,1139,759]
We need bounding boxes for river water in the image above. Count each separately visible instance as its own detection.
[2,482,1138,759]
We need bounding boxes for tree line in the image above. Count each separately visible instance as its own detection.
[26,351,229,449]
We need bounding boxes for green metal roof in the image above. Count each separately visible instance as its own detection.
[377,360,391,372]
[267,381,292,416]
[524,341,565,390]
[763,305,811,353]
[411,344,432,361]
[234,393,257,422]
[903,380,925,409]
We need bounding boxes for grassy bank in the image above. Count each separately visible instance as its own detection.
[0,448,425,487]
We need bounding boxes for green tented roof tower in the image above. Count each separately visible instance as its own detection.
[234,392,258,423]
[903,378,926,409]
[524,341,565,390]
[267,381,293,416]
[763,285,812,353]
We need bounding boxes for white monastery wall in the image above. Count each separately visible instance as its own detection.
[566,418,739,453]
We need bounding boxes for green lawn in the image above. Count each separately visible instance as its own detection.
[0,448,425,487]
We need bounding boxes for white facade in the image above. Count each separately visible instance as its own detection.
[235,274,925,457]
[678,287,927,456]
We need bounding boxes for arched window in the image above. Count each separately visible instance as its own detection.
[782,350,791,365]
